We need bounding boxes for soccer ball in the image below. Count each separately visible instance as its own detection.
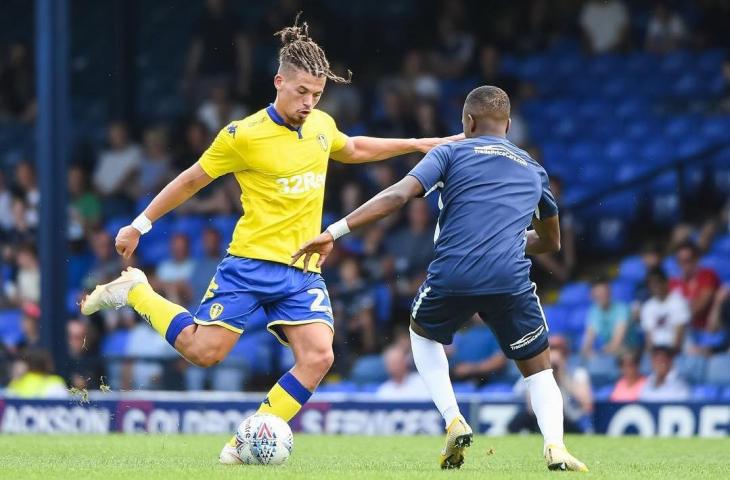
[235,413,293,465]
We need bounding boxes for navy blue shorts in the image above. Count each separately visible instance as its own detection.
[410,283,549,360]
[194,256,334,346]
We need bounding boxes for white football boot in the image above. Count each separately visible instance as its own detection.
[80,267,148,315]
[219,436,243,465]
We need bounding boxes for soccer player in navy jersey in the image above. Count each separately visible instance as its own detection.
[293,86,589,472]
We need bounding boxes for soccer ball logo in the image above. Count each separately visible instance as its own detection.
[236,413,294,465]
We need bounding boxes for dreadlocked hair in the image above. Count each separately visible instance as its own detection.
[275,13,352,84]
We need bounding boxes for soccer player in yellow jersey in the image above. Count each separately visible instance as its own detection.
[80,18,458,463]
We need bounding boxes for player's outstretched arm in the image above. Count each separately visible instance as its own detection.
[291,175,424,271]
[330,134,464,164]
[525,215,561,256]
[115,163,214,258]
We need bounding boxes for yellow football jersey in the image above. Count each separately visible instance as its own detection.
[198,104,348,272]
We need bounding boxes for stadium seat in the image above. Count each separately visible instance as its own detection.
[0,309,23,346]
[452,381,477,394]
[542,305,570,334]
[692,385,720,401]
[675,354,707,385]
[100,330,130,357]
[586,354,620,387]
[318,381,358,394]
[349,354,388,384]
[722,386,730,402]
[610,279,636,303]
[704,354,730,385]
[558,282,591,306]
[594,384,615,402]
[662,256,681,278]
[227,330,275,375]
[478,382,517,401]
[617,255,646,283]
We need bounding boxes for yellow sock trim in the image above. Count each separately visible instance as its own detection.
[256,383,303,422]
[128,283,188,339]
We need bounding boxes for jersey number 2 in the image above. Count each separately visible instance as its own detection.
[307,288,332,314]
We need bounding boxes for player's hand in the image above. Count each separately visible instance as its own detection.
[290,232,334,273]
[115,225,141,259]
[414,133,465,153]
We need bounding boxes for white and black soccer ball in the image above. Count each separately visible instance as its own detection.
[235,413,294,465]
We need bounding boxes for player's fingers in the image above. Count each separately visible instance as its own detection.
[316,253,328,268]
[302,252,312,273]
[290,250,303,266]
[116,243,126,257]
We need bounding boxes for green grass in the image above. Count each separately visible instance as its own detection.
[0,435,728,479]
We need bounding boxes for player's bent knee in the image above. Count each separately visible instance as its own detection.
[301,347,334,374]
[187,347,226,368]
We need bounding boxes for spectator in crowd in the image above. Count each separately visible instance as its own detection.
[476,45,520,105]
[509,335,592,433]
[0,42,36,122]
[375,344,429,399]
[394,50,440,103]
[332,257,376,359]
[532,176,576,286]
[645,2,687,54]
[0,171,13,232]
[707,286,730,351]
[136,126,174,198]
[371,91,415,139]
[83,230,122,290]
[579,0,629,53]
[610,350,646,402]
[92,121,142,216]
[640,268,690,351]
[448,319,506,383]
[7,197,35,246]
[13,160,39,227]
[413,100,448,139]
[581,278,630,357]
[17,304,41,352]
[639,346,690,401]
[633,243,664,303]
[430,12,476,79]
[385,199,434,307]
[5,243,40,307]
[6,348,68,398]
[190,227,223,307]
[670,242,720,339]
[65,318,104,390]
[196,83,248,133]
[183,0,251,101]
[68,165,102,233]
[156,233,195,306]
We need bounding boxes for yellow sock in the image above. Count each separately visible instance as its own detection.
[128,283,193,346]
[257,371,312,422]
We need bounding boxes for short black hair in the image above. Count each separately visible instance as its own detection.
[463,85,510,120]
[651,345,676,358]
[591,275,610,286]
[675,240,699,256]
[646,267,668,283]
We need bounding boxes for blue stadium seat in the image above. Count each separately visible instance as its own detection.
[594,384,615,402]
[692,385,720,401]
[350,354,388,384]
[372,283,393,326]
[617,255,646,283]
[101,330,130,357]
[586,354,620,387]
[318,381,358,393]
[478,382,517,400]
[451,326,500,365]
[710,234,730,256]
[558,282,591,306]
[590,217,629,252]
[675,354,707,385]
[453,381,477,394]
[227,330,275,374]
[722,386,730,402]
[210,215,239,240]
[705,354,730,386]
[542,305,569,334]
[0,309,23,346]
[662,256,681,278]
[611,279,636,303]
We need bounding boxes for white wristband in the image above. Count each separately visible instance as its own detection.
[326,219,350,240]
[131,213,153,235]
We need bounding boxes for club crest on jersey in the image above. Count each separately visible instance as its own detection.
[316,133,328,151]
[227,123,237,138]
[209,303,224,319]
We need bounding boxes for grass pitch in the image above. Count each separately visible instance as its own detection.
[0,434,728,480]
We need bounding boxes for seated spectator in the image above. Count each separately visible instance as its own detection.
[65,318,104,391]
[0,171,13,232]
[707,286,730,351]
[68,165,102,233]
[633,243,663,303]
[375,344,429,399]
[579,0,629,53]
[641,268,690,351]
[581,278,630,357]
[136,126,174,197]
[645,2,687,54]
[4,243,40,307]
[639,346,690,401]
[190,227,223,308]
[83,230,122,290]
[532,176,575,286]
[92,121,142,215]
[13,161,39,228]
[156,233,195,306]
[610,350,646,402]
[0,42,36,122]
[449,318,506,383]
[7,348,68,398]
[196,83,247,133]
[17,304,41,351]
[670,241,720,342]
[509,335,592,433]
[332,257,376,356]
